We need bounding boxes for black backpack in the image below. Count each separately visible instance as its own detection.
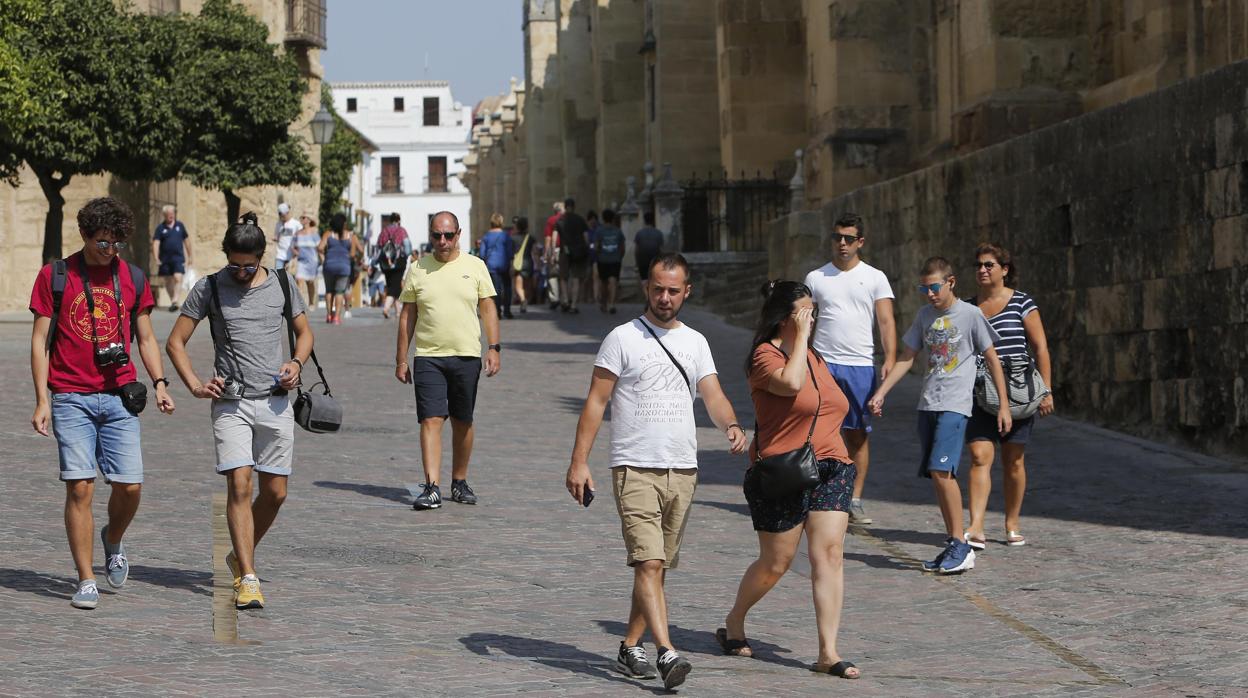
[45,259,147,353]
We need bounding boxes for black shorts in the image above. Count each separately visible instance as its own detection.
[743,459,856,533]
[412,356,482,423]
[597,262,622,280]
[383,266,406,298]
[965,404,1034,445]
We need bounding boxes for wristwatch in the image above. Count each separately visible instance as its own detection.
[152,377,170,389]
[488,343,502,353]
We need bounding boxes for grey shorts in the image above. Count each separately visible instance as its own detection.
[212,394,295,476]
[324,272,349,294]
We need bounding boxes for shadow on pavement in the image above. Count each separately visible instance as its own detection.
[843,551,915,571]
[459,632,667,694]
[854,527,951,548]
[696,499,750,518]
[313,480,410,504]
[127,564,213,597]
[0,568,82,600]
[592,620,807,671]
[510,341,603,355]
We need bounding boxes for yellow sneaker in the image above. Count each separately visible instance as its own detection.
[225,550,241,590]
[235,576,264,609]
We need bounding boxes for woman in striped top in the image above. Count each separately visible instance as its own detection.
[964,243,1054,549]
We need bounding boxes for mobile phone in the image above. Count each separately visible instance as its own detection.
[582,488,595,508]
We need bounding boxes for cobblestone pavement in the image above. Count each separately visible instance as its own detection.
[1,302,1245,697]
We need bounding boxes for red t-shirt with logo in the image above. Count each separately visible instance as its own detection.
[29,252,155,393]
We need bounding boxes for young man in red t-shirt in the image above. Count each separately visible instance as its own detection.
[29,197,176,610]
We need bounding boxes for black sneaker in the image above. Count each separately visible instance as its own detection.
[612,642,657,679]
[412,483,442,510]
[655,648,691,690]
[450,479,478,505]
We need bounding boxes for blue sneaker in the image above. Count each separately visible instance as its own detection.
[938,540,976,574]
[100,525,128,588]
[71,579,99,609]
[921,538,955,572]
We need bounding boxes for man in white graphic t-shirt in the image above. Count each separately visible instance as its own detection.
[804,213,896,525]
[566,253,747,690]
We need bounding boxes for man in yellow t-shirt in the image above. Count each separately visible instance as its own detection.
[395,211,501,511]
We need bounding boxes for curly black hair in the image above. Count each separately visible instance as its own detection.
[77,197,135,240]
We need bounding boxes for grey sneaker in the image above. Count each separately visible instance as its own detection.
[612,642,657,679]
[71,579,99,609]
[656,648,692,690]
[413,483,442,510]
[100,525,128,588]
[848,499,873,525]
[450,479,478,505]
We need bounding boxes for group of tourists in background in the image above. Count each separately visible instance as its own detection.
[565,212,1054,689]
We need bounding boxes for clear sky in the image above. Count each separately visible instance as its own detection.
[321,0,524,109]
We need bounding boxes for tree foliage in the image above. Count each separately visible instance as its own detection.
[318,83,363,226]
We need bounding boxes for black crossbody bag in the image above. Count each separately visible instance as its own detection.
[752,350,822,499]
[275,270,342,433]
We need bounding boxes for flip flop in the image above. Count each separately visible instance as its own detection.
[963,532,987,551]
[715,627,753,657]
[812,660,860,679]
[1006,530,1027,546]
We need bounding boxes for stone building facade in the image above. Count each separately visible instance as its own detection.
[0,0,325,312]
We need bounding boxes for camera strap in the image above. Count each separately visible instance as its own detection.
[76,255,122,350]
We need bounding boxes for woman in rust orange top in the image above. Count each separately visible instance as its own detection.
[716,280,860,679]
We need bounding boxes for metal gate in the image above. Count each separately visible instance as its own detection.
[680,172,790,252]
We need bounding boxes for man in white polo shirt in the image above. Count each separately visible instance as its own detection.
[804,213,896,525]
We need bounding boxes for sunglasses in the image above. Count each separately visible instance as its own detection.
[430,231,458,241]
[833,233,862,245]
[917,282,945,295]
[226,264,259,273]
[974,261,997,270]
[93,240,128,251]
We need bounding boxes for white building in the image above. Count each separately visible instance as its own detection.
[333,80,474,250]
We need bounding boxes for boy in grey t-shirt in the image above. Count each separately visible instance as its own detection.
[868,257,1011,575]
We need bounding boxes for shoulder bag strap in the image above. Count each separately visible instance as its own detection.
[275,268,331,396]
[639,318,692,395]
[127,262,146,340]
[802,355,821,445]
[207,272,247,385]
[45,260,68,353]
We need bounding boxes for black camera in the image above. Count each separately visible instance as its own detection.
[94,342,130,367]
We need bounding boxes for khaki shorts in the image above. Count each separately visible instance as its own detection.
[612,466,698,569]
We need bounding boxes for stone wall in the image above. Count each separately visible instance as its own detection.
[524,0,566,222]
[770,59,1248,457]
[558,0,599,206]
[648,0,721,178]
[592,0,646,209]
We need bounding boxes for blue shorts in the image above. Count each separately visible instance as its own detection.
[51,392,144,484]
[158,257,185,277]
[916,410,968,478]
[828,363,876,432]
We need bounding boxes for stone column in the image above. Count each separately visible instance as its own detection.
[592,0,646,210]
[558,0,598,207]
[648,0,721,180]
[652,163,683,251]
[524,0,565,224]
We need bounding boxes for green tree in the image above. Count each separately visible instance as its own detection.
[318,83,363,225]
[0,0,183,262]
[174,0,312,224]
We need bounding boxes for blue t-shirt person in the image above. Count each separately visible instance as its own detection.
[479,230,515,271]
[153,220,189,262]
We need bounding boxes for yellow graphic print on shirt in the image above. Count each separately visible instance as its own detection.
[68,287,122,343]
[924,315,962,375]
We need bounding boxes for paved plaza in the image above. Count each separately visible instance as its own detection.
[0,303,1245,697]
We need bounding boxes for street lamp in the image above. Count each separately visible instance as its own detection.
[310,106,335,145]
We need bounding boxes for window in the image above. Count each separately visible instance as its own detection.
[394,97,405,112]
[423,97,440,126]
[427,157,447,193]
[380,157,401,193]
[346,97,357,112]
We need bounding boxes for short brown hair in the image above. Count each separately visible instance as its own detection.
[649,252,690,282]
[921,256,954,279]
[77,197,134,240]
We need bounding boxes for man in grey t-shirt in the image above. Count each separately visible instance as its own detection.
[868,256,1010,576]
[166,214,314,610]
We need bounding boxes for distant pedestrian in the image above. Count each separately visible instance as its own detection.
[151,205,193,312]
[634,211,664,282]
[293,215,321,308]
[272,203,300,271]
[868,257,1011,575]
[556,197,591,313]
[543,201,565,308]
[166,212,314,610]
[585,209,600,305]
[565,253,747,691]
[594,209,625,314]
[718,280,859,677]
[479,213,515,319]
[804,213,895,525]
[510,216,534,314]
[29,196,176,610]
[318,213,361,325]
[964,243,1054,549]
[376,213,412,320]
[395,211,501,511]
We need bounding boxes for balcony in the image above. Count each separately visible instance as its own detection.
[376,176,404,194]
[423,176,448,194]
[285,0,327,49]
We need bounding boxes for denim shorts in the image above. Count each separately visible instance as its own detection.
[828,363,877,432]
[212,394,295,476]
[51,392,143,484]
[916,410,969,478]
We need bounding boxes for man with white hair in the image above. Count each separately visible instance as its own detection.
[151,204,193,311]
[272,203,300,272]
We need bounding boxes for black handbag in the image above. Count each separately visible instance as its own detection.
[753,352,822,499]
[275,270,342,433]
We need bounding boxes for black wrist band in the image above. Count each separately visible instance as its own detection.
[153,377,170,389]
[292,357,304,368]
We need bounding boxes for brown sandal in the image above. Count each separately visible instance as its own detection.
[715,627,753,657]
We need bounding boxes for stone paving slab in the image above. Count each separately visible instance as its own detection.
[0,303,1245,696]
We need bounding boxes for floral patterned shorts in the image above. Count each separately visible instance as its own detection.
[743,459,856,533]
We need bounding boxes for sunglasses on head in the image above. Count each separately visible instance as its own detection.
[93,240,128,251]
[917,282,944,295]
[226,263,259,273]
[833,233,861,245]
[430,231,457,241]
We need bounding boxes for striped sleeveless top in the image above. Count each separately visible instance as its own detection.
[978,290,1037,359]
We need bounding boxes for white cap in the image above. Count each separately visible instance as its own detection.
[277,202,290,215]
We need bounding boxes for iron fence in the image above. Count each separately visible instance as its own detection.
[680,171,790,252]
